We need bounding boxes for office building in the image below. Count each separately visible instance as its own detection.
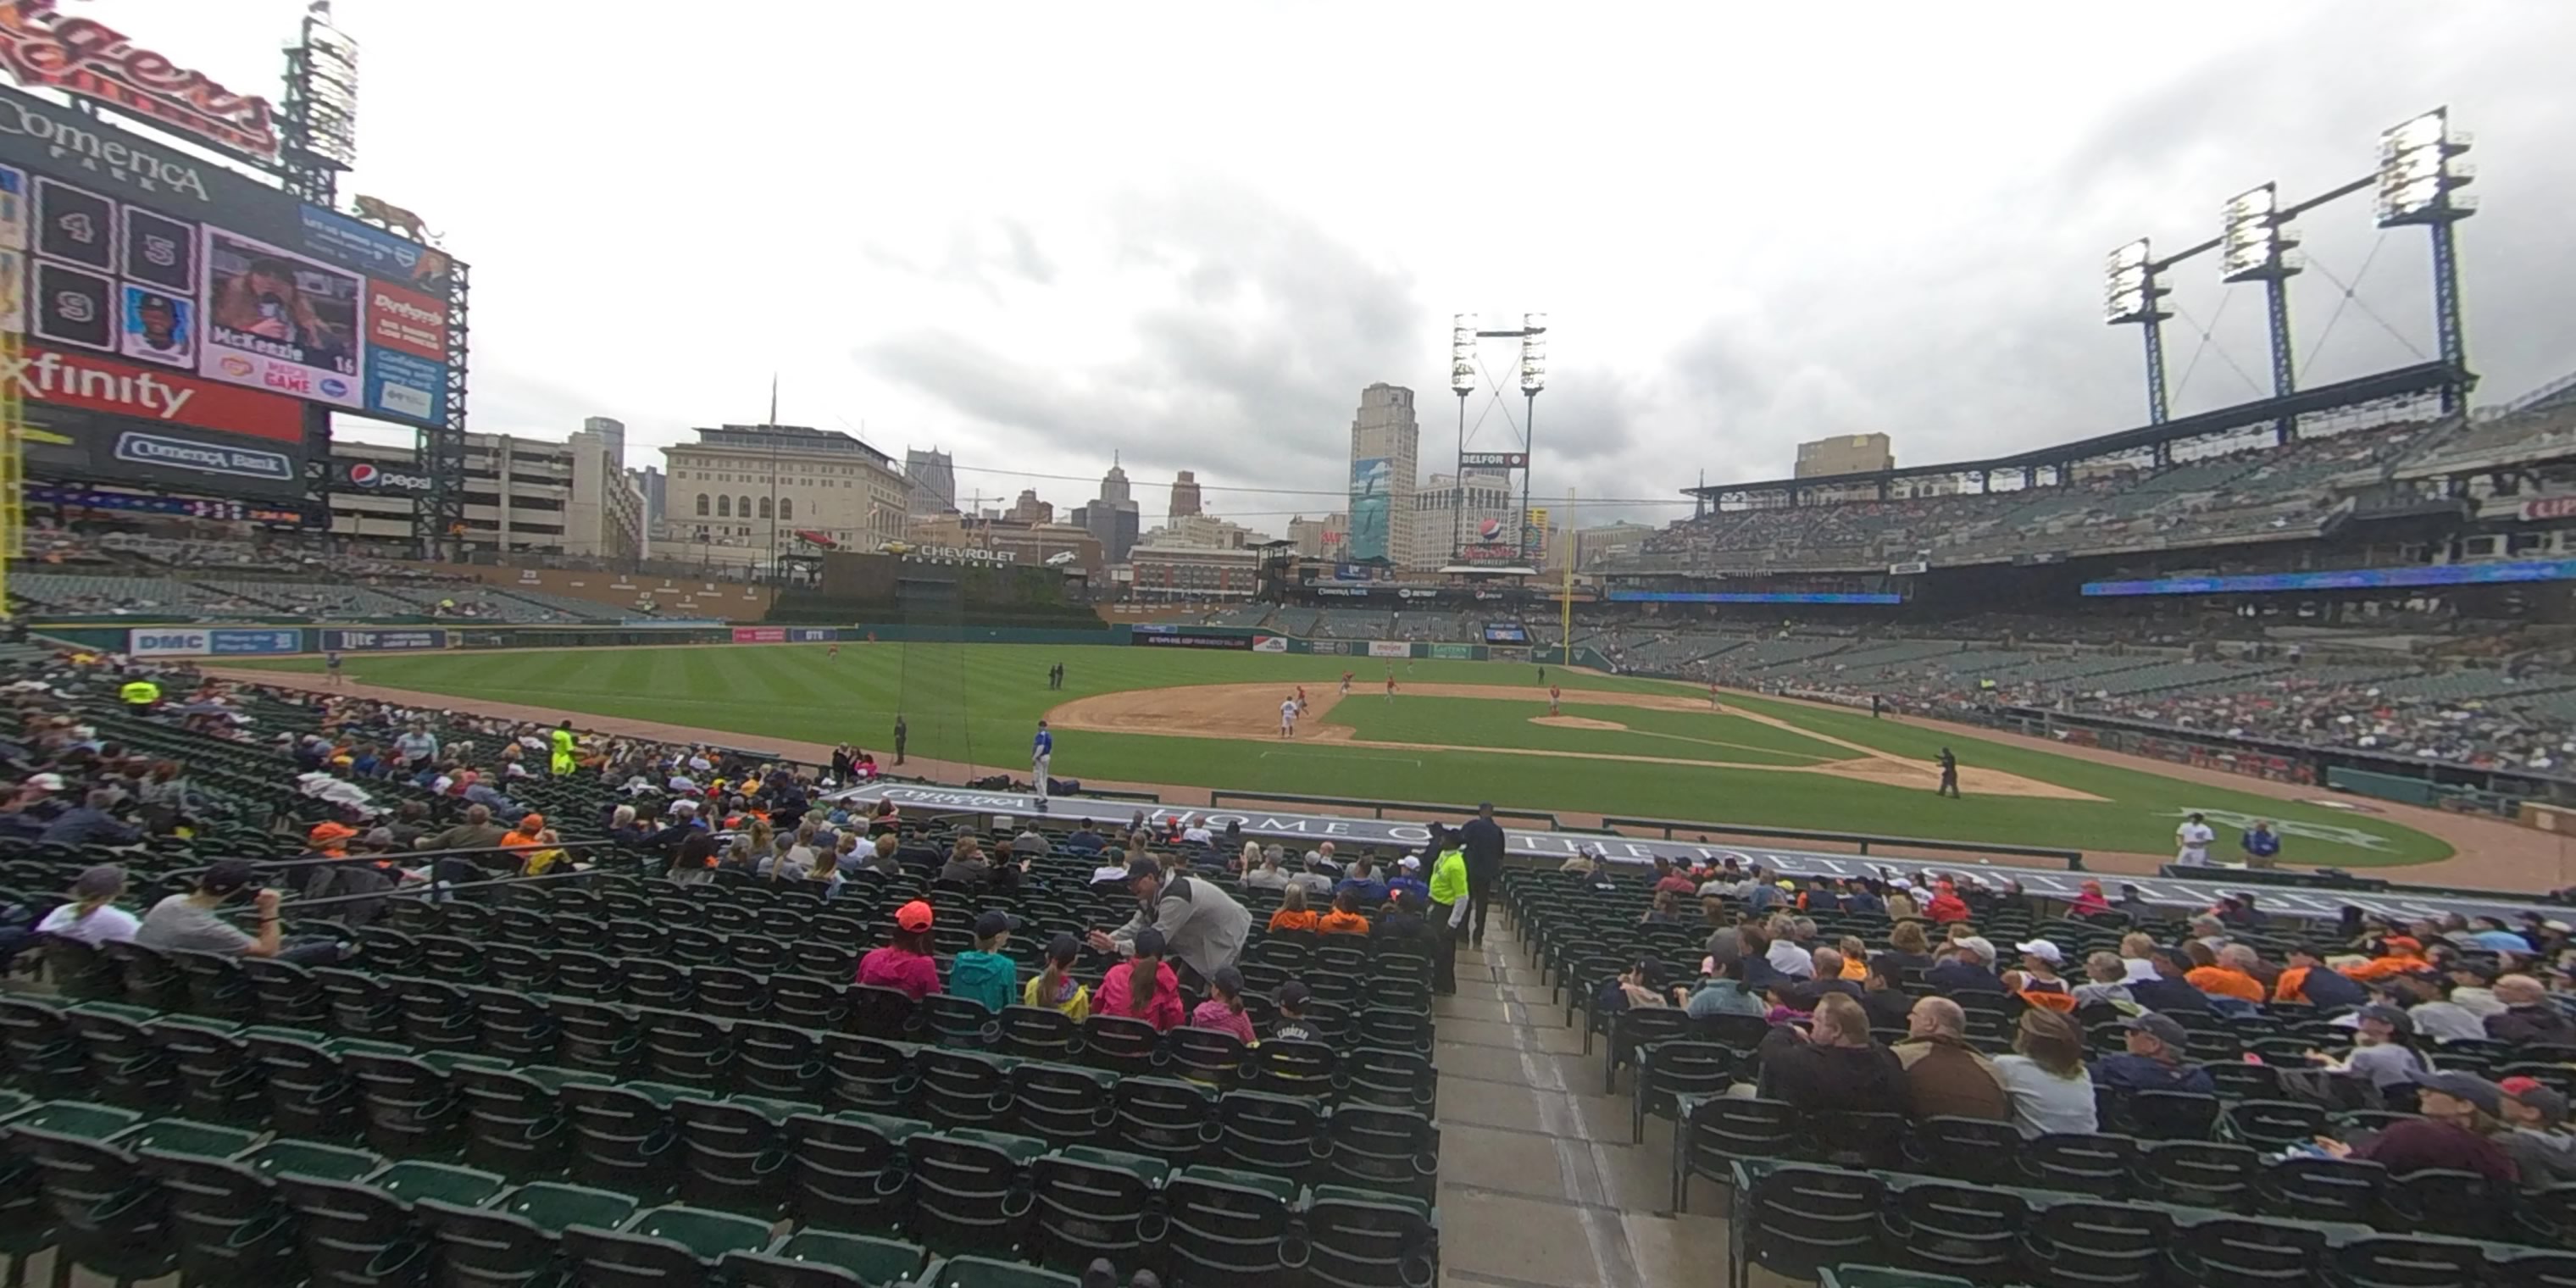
[1135,513,1270,551]
[658,424,910,569]
[564,426,647,560]
[1071,457,1143,564]
[1409,469,1517,569]
[1128,542,1261,602]
[630,465,667,525]
[1006,489,1054,524]
[1346,383,1419,566]
[583,416,628,469]
[1169,469,1203,519]
[1286,514,1344,559]
[905,448,958,519]
[328,431,641,558]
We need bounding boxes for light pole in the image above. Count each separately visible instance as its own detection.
[1518,314,1546,563]
[1450,314,1475,564]
[1456,312,1548,566]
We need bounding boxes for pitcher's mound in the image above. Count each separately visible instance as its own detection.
[1532,715,1627,730]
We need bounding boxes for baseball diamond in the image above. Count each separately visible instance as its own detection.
[225,641,2468,873]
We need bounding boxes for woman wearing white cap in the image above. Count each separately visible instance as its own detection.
[32,864,139,947]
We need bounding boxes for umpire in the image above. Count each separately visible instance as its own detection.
[1458,802,1507,949]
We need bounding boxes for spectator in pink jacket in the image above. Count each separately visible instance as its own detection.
[1189,964,1257,1045]
[857,899,943,1000]
[1098,926,1185,1031]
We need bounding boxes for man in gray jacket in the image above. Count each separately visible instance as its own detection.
[1086,858,1250,985]
[2501,1076,2576,1191]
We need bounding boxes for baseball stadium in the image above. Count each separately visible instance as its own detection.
[6,8,2576,1288]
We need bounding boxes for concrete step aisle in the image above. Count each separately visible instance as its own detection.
[1431,908,1733,1288]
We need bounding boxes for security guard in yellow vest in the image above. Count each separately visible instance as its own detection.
[119,676,162,710]
[1428,842,1469,996]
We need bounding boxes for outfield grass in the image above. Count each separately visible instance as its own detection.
[1330,697,1846,767]
[229,642,2451,866]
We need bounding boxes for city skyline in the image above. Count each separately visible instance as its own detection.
[192,0,2566,545]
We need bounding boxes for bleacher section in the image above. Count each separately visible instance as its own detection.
[0,662,1448,1288]
[1502,864,2576,1288]
[1633,418,2470,576]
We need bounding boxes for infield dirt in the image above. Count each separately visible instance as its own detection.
[1046,682,2104,802]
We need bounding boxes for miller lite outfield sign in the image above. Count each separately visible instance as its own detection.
[0,0,280,162]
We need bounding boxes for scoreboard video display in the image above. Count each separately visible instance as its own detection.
[0,84,450,425]
[0,83,452,500]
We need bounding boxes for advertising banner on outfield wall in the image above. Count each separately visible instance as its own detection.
[1252,635,1288,652]
[1366,641,1410,658]
[321,629,447,652]
[788,628,835,642]
[1134,630,1254,651]
[1309,640,1349,655]
[1430,643,1478,660]
[732,627,786,643]
[126,627,302,657]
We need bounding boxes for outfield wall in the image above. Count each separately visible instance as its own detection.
[55,618,1618,668]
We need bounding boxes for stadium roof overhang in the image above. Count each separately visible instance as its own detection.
[1685,360,2468,502]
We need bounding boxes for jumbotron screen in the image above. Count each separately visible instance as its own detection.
[0,86,452,498]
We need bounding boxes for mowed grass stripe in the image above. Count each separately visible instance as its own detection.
[226,642,2450,864]
[1328,697,1826,767]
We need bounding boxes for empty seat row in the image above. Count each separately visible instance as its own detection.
[0,1095,1437,1288]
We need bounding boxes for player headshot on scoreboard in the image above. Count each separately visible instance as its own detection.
[119,287,195,366]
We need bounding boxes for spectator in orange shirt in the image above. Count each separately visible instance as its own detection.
[1316,887,1372,935]
[1266,885,1319,934]
[2273,942,2370,1008]
[2343,935,2435,983]
[498,813,549,871]
[2185,943,2267,1004]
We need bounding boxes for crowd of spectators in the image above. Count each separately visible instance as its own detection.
[1580,853,2576,1191]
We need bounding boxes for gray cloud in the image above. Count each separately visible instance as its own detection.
[858,180,1424,516]
[850,4,2572,535]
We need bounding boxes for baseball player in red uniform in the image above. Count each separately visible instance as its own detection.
[1548,684,1561,716]
[1340,671,1353,697]
[1296,685,1308,715]
[1708,680,1720,709]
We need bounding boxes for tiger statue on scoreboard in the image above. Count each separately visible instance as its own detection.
[351,195,441,246]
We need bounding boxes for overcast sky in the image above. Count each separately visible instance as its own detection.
[93,0,2576,531]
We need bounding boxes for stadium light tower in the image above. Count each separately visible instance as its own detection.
[2103,238,2174,424]
[2220,182,2303,442]
[1451,313,1477,563]
[2376,108,2477,414]
[1518,314,1546,562]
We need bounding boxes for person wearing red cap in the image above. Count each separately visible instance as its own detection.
[2500,1076,2576,1190]
[858,900,943,1000]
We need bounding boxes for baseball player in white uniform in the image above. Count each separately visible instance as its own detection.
[1280,697,1298,738]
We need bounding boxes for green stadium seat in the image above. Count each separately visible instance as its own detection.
[719,1230,930,1288]
[564,1203,773,1288]
[785,1110,925,1235]
[1026,1146,1169,1274]
[904,1129,1046,1259]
